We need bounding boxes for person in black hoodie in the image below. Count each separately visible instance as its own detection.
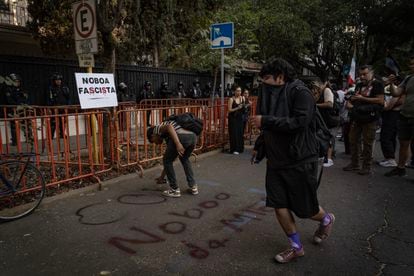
[251,58,335,264]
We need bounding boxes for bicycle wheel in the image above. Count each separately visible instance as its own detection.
[0,160,46,222]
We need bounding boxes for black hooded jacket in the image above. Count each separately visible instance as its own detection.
[256,79,318,169]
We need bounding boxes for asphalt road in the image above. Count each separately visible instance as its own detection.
[1,142,413,275]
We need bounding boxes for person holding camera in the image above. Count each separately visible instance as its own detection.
[343,65,384,175]
[227,85,246,154]
[385,53,414,177]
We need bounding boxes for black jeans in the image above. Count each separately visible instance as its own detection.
[163,133,197,190]
[380,111,399,159]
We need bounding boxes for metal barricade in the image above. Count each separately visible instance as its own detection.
[114,105,206,175]
[0,109,112,192]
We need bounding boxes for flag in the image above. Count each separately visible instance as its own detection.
[347,55,356,85]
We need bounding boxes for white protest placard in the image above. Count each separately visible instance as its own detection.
[75,73,118,109]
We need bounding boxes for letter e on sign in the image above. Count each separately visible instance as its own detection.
[72,0,97,41]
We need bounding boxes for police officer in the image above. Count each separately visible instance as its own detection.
[117,82,134,102]
[138,81,154,103]
[159,81,172,99]
[173,81,186,99]
[139,81,154,126]
[46,73,70,139]
[190,79,202,99]
[204,82,213,98]
[5,73,29,145]
[47,73,70,106]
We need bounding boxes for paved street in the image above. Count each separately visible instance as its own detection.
[1,142,414,275]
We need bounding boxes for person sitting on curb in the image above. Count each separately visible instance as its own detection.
[147,120,198,197]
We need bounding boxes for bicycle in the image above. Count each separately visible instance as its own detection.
[0,153,46,222]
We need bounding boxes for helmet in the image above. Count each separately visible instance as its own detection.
[9,73,22,82]
[144,81,151,87]
[162,81,168,88]
[118,82,127,90]
[193,79,200,85]
[177,81,184,87]
[52,73,63,81]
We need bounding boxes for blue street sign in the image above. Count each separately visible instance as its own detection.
[210,22,234,49]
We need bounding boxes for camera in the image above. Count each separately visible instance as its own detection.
[344,89,356,101]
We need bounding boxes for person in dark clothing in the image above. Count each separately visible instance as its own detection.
[204,82,212,98]
[190,79,202,99]
[242,89,252,135]
[227,85,245,154]
[173,81,186,99]
[251,58,335,264]
[46,73,71,139]
[5,73,30,145]
[138,81,154,103]
[138,81,154,125]
[343,65,384,175]
[225,83,232,97]
[159,81,172,99]
[378,80,403,167]
[117,82,135,103]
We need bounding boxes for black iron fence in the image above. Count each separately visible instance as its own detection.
[0,55,214,105]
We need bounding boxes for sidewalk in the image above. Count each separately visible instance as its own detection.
[0,143,413,275]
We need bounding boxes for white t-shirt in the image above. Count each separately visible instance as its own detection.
[323,88,334,103]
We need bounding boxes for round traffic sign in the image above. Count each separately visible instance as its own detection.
[74,2,95,39]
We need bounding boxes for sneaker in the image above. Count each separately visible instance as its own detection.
[379,159,397,167]
[188,185,199,195]
[162,188,181,197]
[343,163,360,171]
[323,159,334,168]
[274,247,305,263]
[313,213,335,244]
[384,167,406,177]
[233,151,240,155]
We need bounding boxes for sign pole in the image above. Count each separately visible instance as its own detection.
[220,48,225,146]
[210,22,233,149]
[87,65,99,164]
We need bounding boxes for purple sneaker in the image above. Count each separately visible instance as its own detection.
[313,213,335,244]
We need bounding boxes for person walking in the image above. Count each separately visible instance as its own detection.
[251,58,335,264]
[227,85,246,154]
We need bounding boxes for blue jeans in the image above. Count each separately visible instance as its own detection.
[163,133,196,190]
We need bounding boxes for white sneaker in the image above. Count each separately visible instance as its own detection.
[323,159,334,168]
[162,188,181,198]
[233,151,239,155]
[379,159,397,167]
[188,184,199,195]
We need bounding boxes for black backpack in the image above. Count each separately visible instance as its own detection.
[313,108,333,158]
[167,112,203,135]
[295,85,333,158]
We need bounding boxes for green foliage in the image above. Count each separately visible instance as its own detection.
[26,0,414,79]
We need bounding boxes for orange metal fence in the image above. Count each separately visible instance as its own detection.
[0,97,258,193]
[0,109,112,190]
